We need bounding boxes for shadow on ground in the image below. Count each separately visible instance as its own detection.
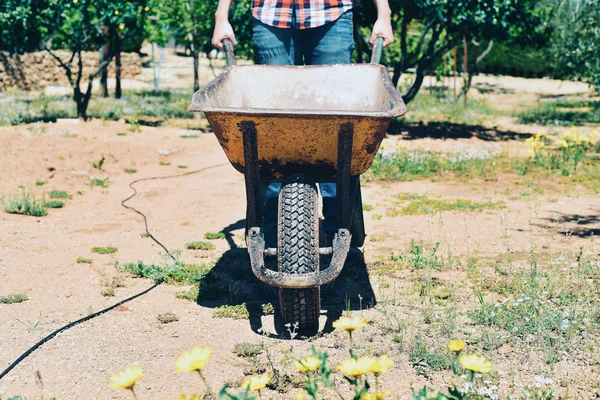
[542,211,600,238]
[194,220,376,338]
[389,120,532,142]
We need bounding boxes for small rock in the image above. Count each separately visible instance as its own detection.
[497,345,513,355]
[115,305,129,312]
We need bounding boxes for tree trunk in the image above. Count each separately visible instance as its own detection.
[99,26,110,98]
[115,29,122,99]
[402,63,427,104]
[193,49,200,92]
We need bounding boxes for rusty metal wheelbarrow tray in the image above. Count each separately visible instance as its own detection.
[188,63,407,180]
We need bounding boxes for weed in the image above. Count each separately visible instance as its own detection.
[261,303,275,315]
[140,233,151,238]
[363,203,374,211]
[372,213,382,220]
[119,260,213,285]
[178,165,188,169]
[77,256,93,264]
[186,241,215,251]
[42,200,64,208]
[2,190,47,217]
[117,132,127,136]
[90,177,110,187]
[204,231,226,240]
[178,130,201,138]
[48,190,71,199]
[35,180,47,186]
[157,312,179,324]
[92,156,105,170]
[369,235,386,242]
[124,168,137,174]
[159,161,171,166]
[0,293,28,304]
[233,343,264,358]
[388,195,504,216]
[391,240,445,270]
[213,303,249,319]
[101,288,115,297]
[409,337,451,373]
[91,246,118,254]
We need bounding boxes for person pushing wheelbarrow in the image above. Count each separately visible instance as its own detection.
[189,0,406,334]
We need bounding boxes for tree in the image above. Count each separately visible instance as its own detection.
[354,0,546,103]
[148,0,252,92]
[551,0,600,91]
[0,0,49,54]
[40,0,110,120]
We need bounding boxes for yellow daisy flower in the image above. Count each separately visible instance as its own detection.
[332,316,367,332]
[175,346,212,373]
[242,374,271,391]
[337,357,375,377]
[368,355,394,374]
[109,365,143,389]
[294,356,321,372]
[175,394,200,400]
[448,340,465,353]
[459,354,492,373]
[360,391,394,399]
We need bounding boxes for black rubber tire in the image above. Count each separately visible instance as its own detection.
[278,174,320,334]
[350,181,366,247]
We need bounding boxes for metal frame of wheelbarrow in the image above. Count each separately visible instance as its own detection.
[221,37,386,289]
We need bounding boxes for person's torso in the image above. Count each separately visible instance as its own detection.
[252,0,353,30]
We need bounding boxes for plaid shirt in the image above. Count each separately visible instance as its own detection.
[253,0,353,29]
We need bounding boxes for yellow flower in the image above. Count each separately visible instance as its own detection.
[175,395,200,400]
[73,0,78,3]
[368,355,394,374]
[119,23,125,30]
[294,356,321,372]
[144,6,150,11]
[448,340,465,353]
[527,150,535,158]
[337,357,375,377]
[360,391,394,400]
[459,354,492,373]
[295,392,305,400]
[380,143,387,150]
[114,10,119,15]
[175,346,212,373]
[242,374,271,391]
[109,366,143,389]
[332,316,367,332]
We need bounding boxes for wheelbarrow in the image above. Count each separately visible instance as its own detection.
[189,37,406,333]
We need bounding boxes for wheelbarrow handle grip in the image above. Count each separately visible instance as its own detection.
[370,36,385,64]
[222,38,237,67]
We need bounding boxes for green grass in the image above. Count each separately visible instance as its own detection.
[124,168,137,174]
[90,177,110,187]
[213,303,250,319]
[91,246,118,255]
[178,165,188,169]
[365,148,498,182]
[409,337,451,373]
[35,180,47,186]
[42,200,64,208]
[160,161,171,166]
[157,312,179,324]
[0,293,28,304]
[0,89,196,126]
[186,241,215,251]
[518,99,600,126]
[233,343,264,357]
[2,190,47,217]
[204,232,226,240]
[48,190,71,199]
[77,256,93,264]
[388,195,504,216]
[119,260,213,285]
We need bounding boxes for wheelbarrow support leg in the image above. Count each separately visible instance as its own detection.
[240,121,262,229]
[336,122,354,231]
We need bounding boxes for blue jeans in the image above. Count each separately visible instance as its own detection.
[252,11,357,246]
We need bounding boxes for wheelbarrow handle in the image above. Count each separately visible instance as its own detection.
[222,38,237,67]
[370,36,385,64]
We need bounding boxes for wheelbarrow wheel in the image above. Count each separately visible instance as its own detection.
[278,174,320,334]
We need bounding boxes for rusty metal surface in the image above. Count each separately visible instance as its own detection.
[189,64,406,180]
[247,227,350,289]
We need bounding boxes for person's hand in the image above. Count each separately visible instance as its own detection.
[370,18,394,48]
[212,20,237,50]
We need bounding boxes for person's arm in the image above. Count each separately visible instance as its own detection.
[370,0,394,47]
[211,0,237,50]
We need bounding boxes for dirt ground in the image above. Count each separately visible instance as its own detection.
[1,59,599,399]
